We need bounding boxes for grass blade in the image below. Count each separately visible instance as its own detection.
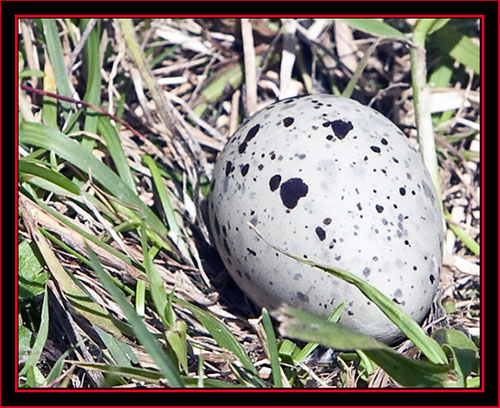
[81,19,102,136]
[432,22,480,74]
[341,18,406,39]
[19,159,81,195]
[41,19,73,113]
[20,121,168,237]
[444,212,480,255]
[25,223,125,340]
[250,225,448,365]
[139,222,168,327]
[280,307,456,388]
[175,297,263,384]
[86,244,185,387]
[97,116,136,192]
[261,308,283,387]
[294,302,344,363]
[18,288,50,380]
[143,155,191,262]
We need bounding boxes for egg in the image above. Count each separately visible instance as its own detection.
[208,94,443,344]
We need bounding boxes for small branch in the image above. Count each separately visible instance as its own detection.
[20,84,149,143]
[241,18,258,115]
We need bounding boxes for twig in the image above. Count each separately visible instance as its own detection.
[279,19,298,99]
[67,19,98,77]
[20,84,149,143]
[241,19,258,115]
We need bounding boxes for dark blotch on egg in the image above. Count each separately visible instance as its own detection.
[324,119,353,140]
[269,174,282,192]
[283,117,294,127]
[279,178,309,210]
[238,124,260,154]
[315,226,326,241]
[297,291,310,303]
[240,164,250,176]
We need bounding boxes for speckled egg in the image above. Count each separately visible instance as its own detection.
[208,94,443,343]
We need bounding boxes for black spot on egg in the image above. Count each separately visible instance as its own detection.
[370,146,381,153]
[315,227,326,241]
[238,124,260,154]
[223,239,231,255]
[399,187,406,196]
[375,205,384,213]
[247,248,257,256]
[213,215,220,236]
[429,274,435,284]
[240,164,250,176]
[225,161,234,176]
[269,174,282,192]
[328,119,353,139]
[323,217,332,225]
[279,178,309,210]
[283,117,294,127]
[297,291,310,303]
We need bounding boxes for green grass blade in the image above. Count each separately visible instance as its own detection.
[73,361,164,383]
[42,57,57,128]
[434,328,478,380]
[444,212,480,255]
[23,194,141,273]
[81,19,102,137]
[86,244,185,387]
[45,341,84,386]
[18,240,49,300]
[18,288,50,380]
[175,298,264,384]
[19,159,81,195]
[97,116,136,192]
[41,19,73,113]
[143,155,191,262]
[281,307,456,388]
[294,302,344,364]
[432,23,480,74]
[27,225,125,340]
[20,121,168,237]
[94,325,136,368]
[135,279,146,317]
[251,226,448,365]
[72,362,245,388]
[140,223,168,327]
[166,320,189,374]
[341,18,406,39]
[261,308,283,387]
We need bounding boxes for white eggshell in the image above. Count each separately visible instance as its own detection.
[208,94,444,343]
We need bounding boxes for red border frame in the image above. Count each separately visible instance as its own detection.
[14,13,487,397]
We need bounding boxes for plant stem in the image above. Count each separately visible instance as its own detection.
[410,19,443,215]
